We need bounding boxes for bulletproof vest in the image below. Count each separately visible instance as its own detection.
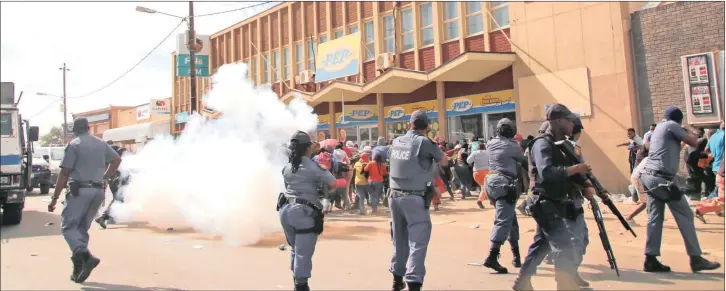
[527,135,575,201]
[389,132,427,189]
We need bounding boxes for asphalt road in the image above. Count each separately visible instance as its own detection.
[1,189,724,290]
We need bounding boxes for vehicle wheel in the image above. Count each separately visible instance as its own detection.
[40,184,50,195]
[26,186,34,192]
[2,203,23,225]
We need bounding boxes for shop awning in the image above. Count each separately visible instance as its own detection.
[363,68,428,94]
[102,120,170,143]
[310,81,366,103]
[428,52,515,82]
[280,89,315,105]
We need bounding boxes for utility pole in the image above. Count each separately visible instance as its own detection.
[59,63,69,143]
[187,1,197,113]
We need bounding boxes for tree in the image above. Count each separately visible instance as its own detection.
[40,126,63,146]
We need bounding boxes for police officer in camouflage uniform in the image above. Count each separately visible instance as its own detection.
[388,110,448,291]
[512,104,597,291]
[278,131,338,291]
[482,118,525,274]
[47,117,121,283]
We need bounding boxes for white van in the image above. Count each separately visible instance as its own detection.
[33,147,64,186]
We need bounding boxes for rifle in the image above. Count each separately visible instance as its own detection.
[590,199,620,277]
[555,140,637,238]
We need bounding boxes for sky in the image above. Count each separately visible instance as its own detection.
[1,1,279,135]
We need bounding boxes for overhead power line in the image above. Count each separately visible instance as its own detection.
[66,19,186,100]
[194,1,278,18]
[27,99,61,120]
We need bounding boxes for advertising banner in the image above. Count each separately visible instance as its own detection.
[136,104,151,120]
[680,52,723,124]
[316,114,330,130]
[176,33,211,77]
[315,32,361,83]
[150,99,171,115]
[333,105,378,128]
[383,100,439,123]
[174,111,189,125]
[445,89,515,117]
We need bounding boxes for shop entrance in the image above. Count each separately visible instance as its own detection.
[485,111,516,140]
[448,111,516,142]
[340,125,379,148]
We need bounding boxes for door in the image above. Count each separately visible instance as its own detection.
[486,111,516,140]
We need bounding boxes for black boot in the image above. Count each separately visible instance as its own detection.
[74,250,100,283]
[511,247,522,268]
[476,201,485,209]
[483,247,508,274]
[512,277,533,291]
[69,256,83,282]
[691,255,721,272]
[643,255,671,273]
[392,275,406,291]
[94,216,107,229]
[407,282,422,291]
[294,283,310,291]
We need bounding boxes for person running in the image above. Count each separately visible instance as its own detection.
[365,153,388,214]
[467,143,490,209]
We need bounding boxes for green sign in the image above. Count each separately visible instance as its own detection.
[176,54,209,77]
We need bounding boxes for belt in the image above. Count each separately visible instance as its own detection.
[641,169,675,180]
[389,189,426,198]
[489,171,517,180]
[286,197,322,212]
[70,181,105,189]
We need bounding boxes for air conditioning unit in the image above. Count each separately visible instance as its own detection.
[296,70,315,84]
[376,53,395,74]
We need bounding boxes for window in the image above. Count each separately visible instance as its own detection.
[295,43,304,74]
[320,35,328,44]
[443,2,459,40]
[400,8,414,51]
[466,2,483,35]
[490,2,510,30]
[0,113,11,136]
[383,14,395,53]
[262,53,269,84]
[349,25,359,34]
[364,20,375,61]
[419,3,434,46]
[283,47,290,80]
[272,50,280,82]
[308,39,316,70]
[334,30,344,39]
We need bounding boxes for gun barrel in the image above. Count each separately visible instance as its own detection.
[603,199,638,238]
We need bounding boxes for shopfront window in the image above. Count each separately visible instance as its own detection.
[485,111,516,140]
[448,114,482,143]
[387,119,439,141]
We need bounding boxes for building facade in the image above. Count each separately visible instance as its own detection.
[171,1,725,192]
[71,106,133,139]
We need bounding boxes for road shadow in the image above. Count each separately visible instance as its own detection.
[431,205,490,216]
[81,281,184,290]
[249,224,383,249]
[0,210,61,240]
[542,263,726,285]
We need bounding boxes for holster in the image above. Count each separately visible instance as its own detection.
[276,193,288,211]
[68,181,105,197]
[505,183,518,205]
[563,202,582,221]
[424,182,435,210]
[646,181,683,202]
[530,197,565,231]
[69,182,81,197]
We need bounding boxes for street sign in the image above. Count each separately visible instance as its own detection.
[176,66,210,77]
[176,55,209,67]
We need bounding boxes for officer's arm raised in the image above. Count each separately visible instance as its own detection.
[673,124,699,147]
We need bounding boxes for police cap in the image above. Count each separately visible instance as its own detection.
[290,131,312,144]
[546,103,578,121]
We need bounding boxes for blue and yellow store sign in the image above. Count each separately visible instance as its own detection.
[316,105,378,130]
[383,100,439,123]
[445,89,515,117]
[314,32,361,82]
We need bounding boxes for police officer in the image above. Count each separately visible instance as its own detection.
[482,118,525,274]
[639,106,720,273]
[278,131,337,291]
[47,117,121,283]
[512,104,597,291]
[388,110,448,291]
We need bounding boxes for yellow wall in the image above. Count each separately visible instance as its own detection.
[510,2,639,192]
[114,98,172,129]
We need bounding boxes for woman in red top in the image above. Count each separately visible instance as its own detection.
[364,154,388,214]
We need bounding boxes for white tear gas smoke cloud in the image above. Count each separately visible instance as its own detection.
[110,63,318,246]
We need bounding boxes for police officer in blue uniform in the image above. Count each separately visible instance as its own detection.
[47,117,121,283]
[515,116,591,288]
[388,110,448,291]
[512,104,598,290]
[278,131,338,291]
[482,118,525,274]
[638,106,720,273]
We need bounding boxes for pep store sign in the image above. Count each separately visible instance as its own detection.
[316,114,330,130]
[314,32,361,83]
[334,105,378,128]
[445,89,515,117]
[383,100,439,123]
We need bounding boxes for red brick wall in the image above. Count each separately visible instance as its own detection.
[305,3,315,36]
[317,2,327,33]
[225,33,232,64]
[445,66,513,98]
[272,83,280,96]
[332,2,343,28]
[346,1,358,22]
[383,82,437,106]
[489,28,511,52]
[400,51,415,70]
[293,3,302,41]
[362,2,373,18]
[464,35,485,52]
[363,61,376,83]
[334,94,377,112]
[233,29,241,61]
[281,10,289,45]
[271,14,279,49]
[419,46,435,71]
[211,38,218,72]
[441,40,460,63]
[379,1,395,13]
[261,16,268,52]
